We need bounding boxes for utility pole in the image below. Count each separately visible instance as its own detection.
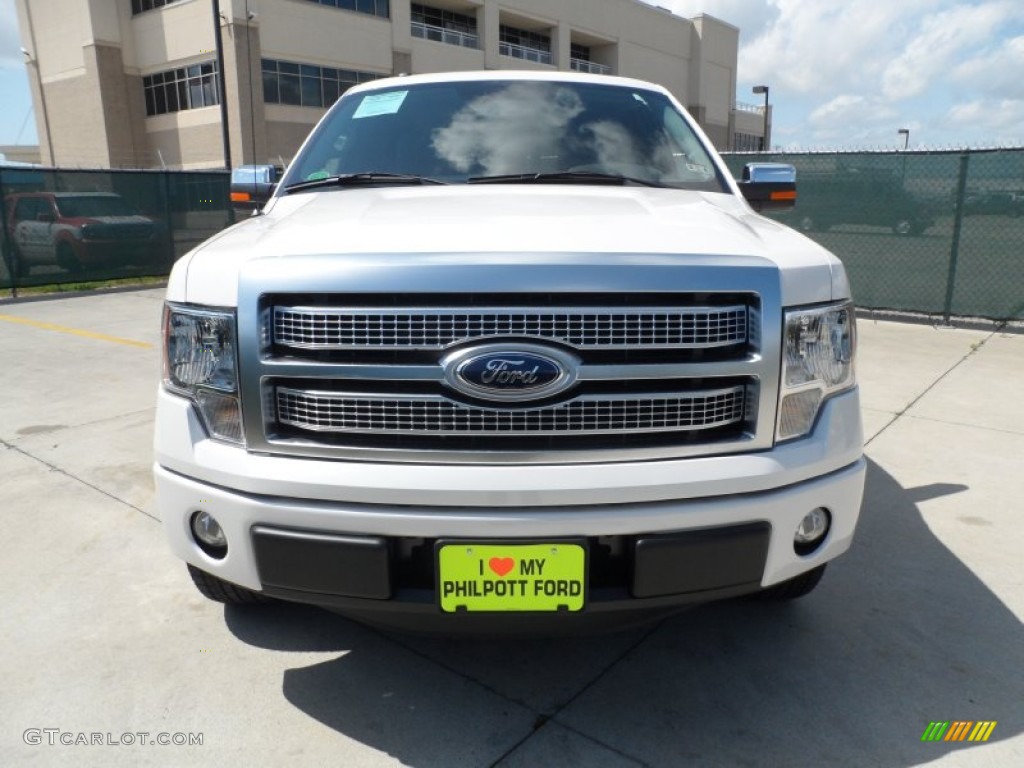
[212,0,232,170]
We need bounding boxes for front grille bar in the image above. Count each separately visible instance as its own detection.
[276,385,747,436]
[273,305,748,350]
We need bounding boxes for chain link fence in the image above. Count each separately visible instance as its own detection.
[0,166,232,292]
[724,149,1024,321]
[4,153,1022,321]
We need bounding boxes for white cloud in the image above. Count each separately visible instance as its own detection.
[946,98,1024,141]
[949,35,1024,98]
[656,0,1024,101]
[798,94,903,148]
[810,94,896,126]
[646,0,1024,147]
[881,2,1023,100]
[737,0,934,94]
[810,95,866,126]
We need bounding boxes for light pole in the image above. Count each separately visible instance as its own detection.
[21,2,55,166]
[753,85,770,151]
[897,128,910,186]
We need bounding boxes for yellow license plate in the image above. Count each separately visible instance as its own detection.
[437,542,586,613]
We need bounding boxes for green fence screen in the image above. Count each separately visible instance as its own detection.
[724,149,1024,320]
[0,166,232,291]
[4,154,1022,321]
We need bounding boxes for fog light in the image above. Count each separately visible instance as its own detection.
[794,507,830,555]
[191,510,227,557]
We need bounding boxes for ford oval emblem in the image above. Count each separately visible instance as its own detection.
[443,345,579,402]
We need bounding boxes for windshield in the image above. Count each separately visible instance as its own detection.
[55,195,136,218]
[282,79,727,191]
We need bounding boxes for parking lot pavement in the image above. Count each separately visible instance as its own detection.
[1,290,1021,767]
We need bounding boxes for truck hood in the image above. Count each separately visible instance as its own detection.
[173,185,848,306]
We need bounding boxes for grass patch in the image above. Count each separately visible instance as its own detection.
[1,275,167,300]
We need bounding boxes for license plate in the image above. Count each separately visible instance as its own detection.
[437,542,586,613]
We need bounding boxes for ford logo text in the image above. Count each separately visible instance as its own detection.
[479,358,543,386]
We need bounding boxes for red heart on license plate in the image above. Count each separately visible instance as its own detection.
[489,557,515,577]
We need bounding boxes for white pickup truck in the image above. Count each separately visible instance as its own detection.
[155,71,864,632]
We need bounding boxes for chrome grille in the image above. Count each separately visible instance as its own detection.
[272,306,748,350]
[244,275,778,464]
[276,385,747,435]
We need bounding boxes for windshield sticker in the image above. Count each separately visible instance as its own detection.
[305,170,330,181]
[353,91,408,119]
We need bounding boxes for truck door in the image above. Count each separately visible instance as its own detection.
[13,197,50,264]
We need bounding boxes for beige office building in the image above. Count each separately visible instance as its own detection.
[16,0,764,169]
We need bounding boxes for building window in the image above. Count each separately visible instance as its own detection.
[499,24,551,65]
[143,62,219,117]
[734,132,762,152]
[262,59,383,108]
[303,0,390,19]
[411,4,478,49]
[131,0,184,13]
[570,43,591,61]
[569,42,611,75]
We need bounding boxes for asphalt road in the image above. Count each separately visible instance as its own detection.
[0,289,1021,767]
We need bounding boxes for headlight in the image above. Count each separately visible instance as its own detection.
[778,301,855,440]
[163,304,244,445]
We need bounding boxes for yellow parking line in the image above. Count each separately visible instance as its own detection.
[0,313,154,349]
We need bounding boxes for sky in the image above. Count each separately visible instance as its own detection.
[0,0,36,149]
[1,0,1023,152]
[645,0,1024,149]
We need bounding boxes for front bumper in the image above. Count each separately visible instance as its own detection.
[155,388,865,629]
[156,464,865,629]
[248,520,776,632]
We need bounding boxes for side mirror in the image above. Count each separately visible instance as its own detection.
[739,163,797,212]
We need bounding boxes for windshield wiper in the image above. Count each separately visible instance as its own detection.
[466,171,669,188]
[283,172,447,194]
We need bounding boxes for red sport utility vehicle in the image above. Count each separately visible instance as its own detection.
[5,191,164,277]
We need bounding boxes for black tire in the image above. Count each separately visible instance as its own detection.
[56,242,83,274]
[754,564,827,600]
[187,564,274,605]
